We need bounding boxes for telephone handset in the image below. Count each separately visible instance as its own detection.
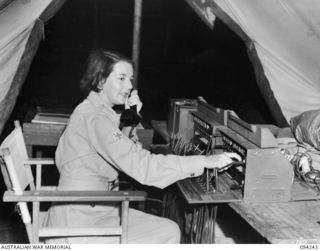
[130,103,137,114]
[120,90,141,128]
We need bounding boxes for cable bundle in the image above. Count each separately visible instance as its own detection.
[282,145,320,190]
[292,151,320,190]
[190,205,217,243]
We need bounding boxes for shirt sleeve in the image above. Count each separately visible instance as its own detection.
[86,113,207,188]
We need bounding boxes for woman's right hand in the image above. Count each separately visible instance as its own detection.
[205,152,242,169]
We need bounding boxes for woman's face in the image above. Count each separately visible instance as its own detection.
[100,61,134,106]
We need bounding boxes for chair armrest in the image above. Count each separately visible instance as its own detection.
[40,186,57,191]
[25,158,55,165]
[3,190,147,202]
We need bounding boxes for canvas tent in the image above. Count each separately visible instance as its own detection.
[0,0,66,136]
[1,0,320,137]
[186,0,320,127]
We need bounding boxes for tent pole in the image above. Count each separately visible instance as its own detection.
[93,1,98,48]
[132,0,143,89]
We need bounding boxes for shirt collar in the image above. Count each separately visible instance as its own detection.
[86,91,120,125]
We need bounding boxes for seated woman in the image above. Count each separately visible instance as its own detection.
[45,49,240,244]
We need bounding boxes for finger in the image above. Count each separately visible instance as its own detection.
[128,98,139,107]
[224,152,242,161]
[128,96,142,111]
[130,90,138,97]
[205,154,228,169]
[125,96,130,109]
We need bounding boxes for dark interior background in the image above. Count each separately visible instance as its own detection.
[8,0,275,127]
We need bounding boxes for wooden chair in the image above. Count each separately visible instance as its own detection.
[0,121,146,243]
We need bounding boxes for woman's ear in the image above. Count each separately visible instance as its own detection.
[97,78,106,91]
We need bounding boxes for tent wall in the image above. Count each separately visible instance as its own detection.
[0,20,43,135]
[0,0,66,136]
[185,0,288,126]
[185,0,320,127]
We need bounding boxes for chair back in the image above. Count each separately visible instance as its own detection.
[1,121,147,243]
[0,121,33,238]
[0,121,34,192]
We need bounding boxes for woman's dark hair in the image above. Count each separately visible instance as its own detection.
[80,50,133,96]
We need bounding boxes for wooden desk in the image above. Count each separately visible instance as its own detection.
[22,108,67,156]
[150,119,320,243]
[23,122,66,156]
[229,201,320,244]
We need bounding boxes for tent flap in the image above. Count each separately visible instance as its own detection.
[0,0,65,136]
[186,0,320,126]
